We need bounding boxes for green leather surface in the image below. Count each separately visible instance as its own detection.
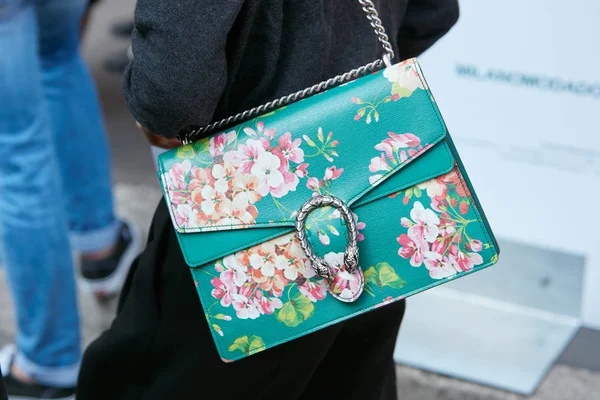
[157,59,499,361]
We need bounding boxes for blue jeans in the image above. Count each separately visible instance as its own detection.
[0,0,118,388]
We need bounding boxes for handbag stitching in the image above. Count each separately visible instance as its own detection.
[194,164,498,361]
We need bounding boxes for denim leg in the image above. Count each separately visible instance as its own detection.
[0,3,80,388]
[36,0,119,253]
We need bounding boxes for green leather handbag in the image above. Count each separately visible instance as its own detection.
[157,0,499,362]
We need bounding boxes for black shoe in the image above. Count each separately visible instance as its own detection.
[79,220,142,297]
[1,346,74,400]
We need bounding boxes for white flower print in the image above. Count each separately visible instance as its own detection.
[251,152,284,196]
[407,201,439,243]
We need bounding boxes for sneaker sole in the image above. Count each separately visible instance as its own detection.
[78,218,143,296]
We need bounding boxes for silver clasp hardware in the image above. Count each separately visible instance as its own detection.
[295,195,360,281]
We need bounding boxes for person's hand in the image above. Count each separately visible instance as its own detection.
[136,121,182,149]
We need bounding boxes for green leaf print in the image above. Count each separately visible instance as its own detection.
[192,138,210,155]
[364,263,406,290]
[413,186,422,198]
[175,145,196,159]
[276,292,315,327]
[228,335,266,356]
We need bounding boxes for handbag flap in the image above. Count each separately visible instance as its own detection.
[158,58,453,266]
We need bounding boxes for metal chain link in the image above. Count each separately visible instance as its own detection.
[358,0,395,61]
[181,0,394,143]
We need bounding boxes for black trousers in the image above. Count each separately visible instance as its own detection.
[0,368,6,400]
[77,200,406,400]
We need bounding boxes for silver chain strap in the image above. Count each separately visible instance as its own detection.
[358,0,395,61]
[181,0,394,144]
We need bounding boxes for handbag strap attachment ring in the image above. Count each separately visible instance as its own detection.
[295,195,359,280]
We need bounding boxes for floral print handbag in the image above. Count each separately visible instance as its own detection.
[157,0,499,362]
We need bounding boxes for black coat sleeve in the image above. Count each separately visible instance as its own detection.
[123,0,245,138]
[396,0,459,59]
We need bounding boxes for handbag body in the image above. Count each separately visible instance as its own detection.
[157,0,499,362]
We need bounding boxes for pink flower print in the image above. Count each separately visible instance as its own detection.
[325,252,362,299]
[450,250,484,273]
[351,212,366,242]
[374,141,395,162]
[252,152,285,196]
[173,204,193,228]
[368,154,391,185]
[232,294,260,320]
[295,163,309,178]
[369,154,391,173]
[215,196,258,226]
[356,223,366,241]
[423,252,457,280]
[253,291,283,315]
[397,233,428,267]
[226,139,266,174]
[441,169,470,198]
[167,159,191,190]
[429,240,450,261]
[192,210,220,229]
[243,121,276,140]
[467,239,483,252]
[306,177,322,191]
[299,280,328,302]
[331,210,367,241]
[188,167,215,192]
[257,270,288,298]
[275,132,304,164]
[221,255,247,287]
[269,171,300,198]
[408,201,440,243]
[324,166,344,181]
[168,190,187,206]
[386,132,421,149]
[231,173,261,205]
[209,130,236,157]
[211,277,235,307]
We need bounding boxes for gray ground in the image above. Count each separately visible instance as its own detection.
[1,1,599,398]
